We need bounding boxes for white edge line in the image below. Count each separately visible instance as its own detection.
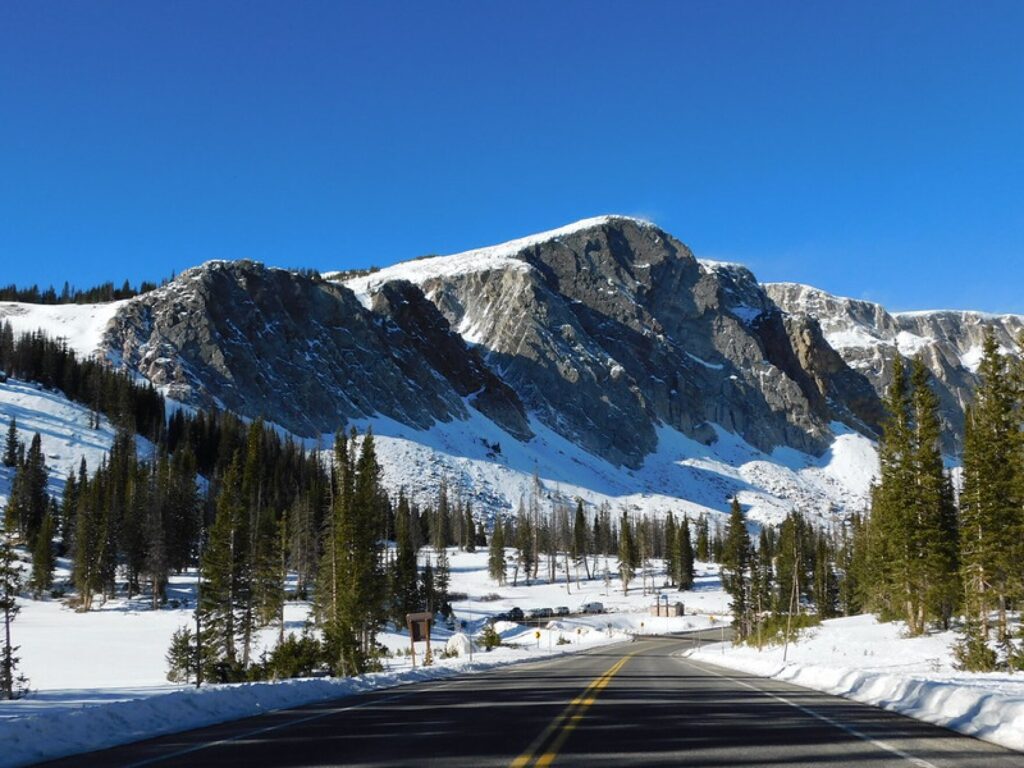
[680,656,939,768]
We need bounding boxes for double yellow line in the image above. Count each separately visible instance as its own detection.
[510,652,635,768]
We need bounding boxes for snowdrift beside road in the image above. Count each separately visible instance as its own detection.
[687,615,1024,753]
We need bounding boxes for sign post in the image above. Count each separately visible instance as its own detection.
[406,611,434,668]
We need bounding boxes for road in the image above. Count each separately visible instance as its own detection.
[37,630,1023,767]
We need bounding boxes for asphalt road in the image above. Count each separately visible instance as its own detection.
[37,630,1023,767]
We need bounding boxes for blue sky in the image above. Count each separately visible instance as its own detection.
[1,1,1022,311]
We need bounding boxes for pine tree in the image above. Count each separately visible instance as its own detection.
[420,556,435,613]
[664,513,677,587]
[2,418,17,468]
[72,473,106,612]
[866,354,914,624]
[327,428,387,675]
[464,502,476,553]
[676,517,695,590]
[572,500,590,581]
[28,513,54,598]
[722,498,753,639]
[618,512,637,595]
[811,532,838,619]
[959,331,1020,656]
[435,548,451,617]
[695,514,710,562]
[165,626,197,683]
[1,507,28,699]
[909,358,960,630]
[488,514,506,585]
[514,502,533,587]
[199,458,248,681]
[392,491,420,622]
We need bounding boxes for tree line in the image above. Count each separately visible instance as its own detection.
[0,279,161,306]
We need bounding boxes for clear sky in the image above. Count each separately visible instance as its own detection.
[1,1,1022,311]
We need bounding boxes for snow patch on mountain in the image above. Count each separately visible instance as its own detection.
[341,407,877,531]
[0,301,126,360]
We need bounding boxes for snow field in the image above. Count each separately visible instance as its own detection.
[686,614,1024,753]
[0,378,136,510]
[0,301,124,361]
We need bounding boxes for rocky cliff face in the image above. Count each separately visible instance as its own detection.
[100,217,1018,473]
[765,282,1024,453]
[345,217,882,467]
[104,260,530,440]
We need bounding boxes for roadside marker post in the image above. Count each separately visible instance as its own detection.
[535,629,541,649]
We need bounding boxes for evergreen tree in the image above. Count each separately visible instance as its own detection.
[392,491,420,622]
[435,547,451,617]
[464,502,476,553]
[327,428,387,675]
[618,512,637,595]
[572,500,590,580]
[722,498,753,639]
[676,517,695,590]
[811,532,838,619]
[1,507,28,699]
[664,513,677,586]
[488,514,506,585]
[959,331,1020,657]
[866,355,914,624]
[72,473,106,611]
[695,514,710,562]
[199,458,249,681]
[28,513,54,598]
[909,358,960,630]
[2,418,17,468]
[420,556,435,613]
[165,626,197,684]
[514,503,533,587]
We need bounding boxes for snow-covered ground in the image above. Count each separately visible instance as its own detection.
[0,378,146,510]
[687,614,1024,753]
[348,409,877,534]
[0,301,124,360]
[0,548,725,767]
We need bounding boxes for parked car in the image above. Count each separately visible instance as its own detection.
[580,602,604,614]
[555,606,570,616]
[494,606,525,622]
[528,607,553,619]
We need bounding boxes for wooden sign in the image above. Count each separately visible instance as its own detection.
[406,611,434,667]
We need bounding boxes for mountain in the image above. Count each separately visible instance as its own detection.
[3,215,1018,526]
[765,282,1024,454]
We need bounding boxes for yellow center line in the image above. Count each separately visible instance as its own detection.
[510,652,635,768]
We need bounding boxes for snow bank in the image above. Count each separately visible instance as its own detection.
[687,615,1024,753]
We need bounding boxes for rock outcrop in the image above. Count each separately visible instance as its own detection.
[765,282,1024,453]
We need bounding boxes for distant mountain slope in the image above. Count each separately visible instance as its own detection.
[765,282,1024,453]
